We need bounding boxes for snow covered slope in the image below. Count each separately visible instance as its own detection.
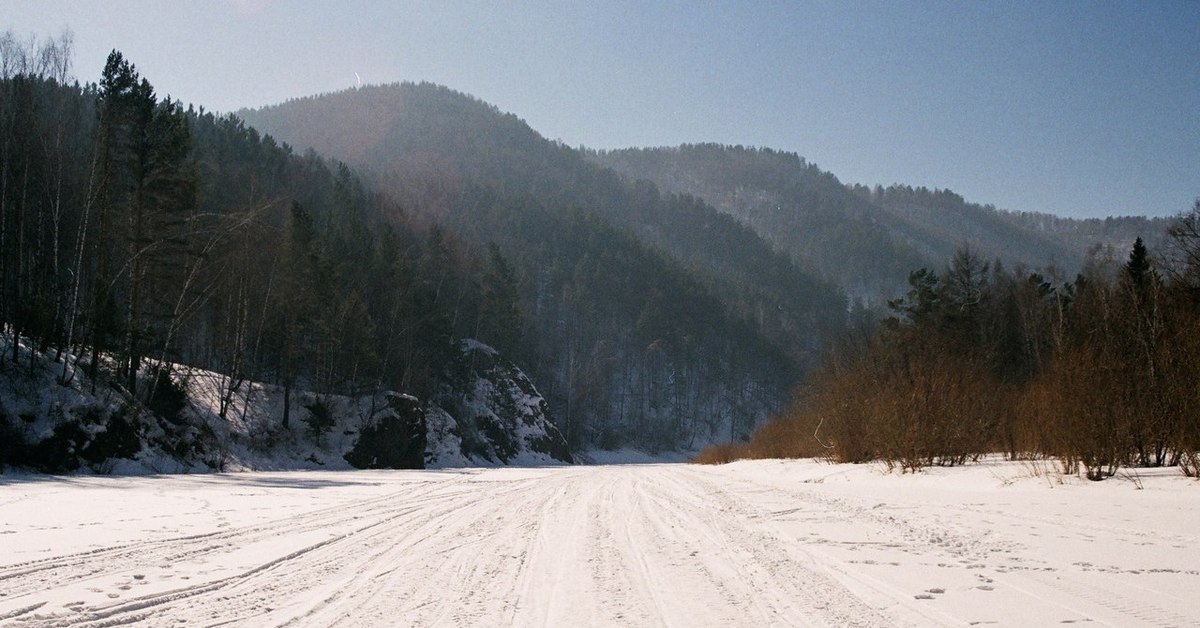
[0,339,570,473]
[0,459,1195,626]
[429,340,573,467]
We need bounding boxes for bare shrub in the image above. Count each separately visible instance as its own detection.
[692,443,747,465]
[700,225,1200,478]
[742,416,826,460]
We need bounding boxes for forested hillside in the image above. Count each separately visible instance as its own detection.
[0,47,506,402]
[240,83,848,448]
[591,144,1169,301]
[0,41,571,470]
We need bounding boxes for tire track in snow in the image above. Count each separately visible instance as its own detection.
[1022,571,1196,628]
[683,465,1199,628]
[677,468,1042,626]
[229,471,568,627]
[11,464,1129,627]
[0,473,523,626]
[649,467,893,627]
[0,477,443,591]
[109,474,554,627]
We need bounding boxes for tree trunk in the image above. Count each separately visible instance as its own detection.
[282,380,291,429]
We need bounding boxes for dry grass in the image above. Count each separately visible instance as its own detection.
[691,443,747,465]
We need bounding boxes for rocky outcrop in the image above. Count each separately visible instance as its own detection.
[428,341,572,466]
[343,393,427,469]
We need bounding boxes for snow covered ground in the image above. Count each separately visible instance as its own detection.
[0,459,1196,627]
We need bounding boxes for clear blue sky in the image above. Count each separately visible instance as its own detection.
[6,0,1198,218]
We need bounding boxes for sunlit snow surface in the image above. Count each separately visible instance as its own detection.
[1,458,1197,626]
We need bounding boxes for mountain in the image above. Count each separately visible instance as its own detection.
[588,144,1170,301]
[240,83,849,448]
[0,58,565,471]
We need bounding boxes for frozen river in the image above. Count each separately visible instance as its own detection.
[1,459,1197,626]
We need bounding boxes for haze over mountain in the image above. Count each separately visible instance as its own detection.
[241,83,850,447]
[241,83,1170,307]
[9,3,1197,221]
[590,144,1170,300]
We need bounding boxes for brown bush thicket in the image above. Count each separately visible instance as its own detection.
[770,338,1010,472]
[692,368,840,464]
[742,410,829,460]
[704,204,1200,478]
[695,333,1011,469]
[1168,315,1200,477]
[1024,343,1127,479]
[692,442,747,465]
[692,409,827,464]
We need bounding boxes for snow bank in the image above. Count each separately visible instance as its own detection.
[0,338,570,474]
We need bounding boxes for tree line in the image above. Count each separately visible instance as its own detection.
[2,39,791,457]
[0,38,525,446]
[699,207,1200,480]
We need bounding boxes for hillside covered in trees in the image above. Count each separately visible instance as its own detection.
[0,38,572,471]
[240,83,849,448]
[591,144,1169,302]
[2,42,846,470]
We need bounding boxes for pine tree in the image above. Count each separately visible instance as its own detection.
[1124,237,1152,295]
[477,242,523,358]
[89,50,141,388]
[128,95,196,397]
[276,201,317,429]
[91,51,199,396]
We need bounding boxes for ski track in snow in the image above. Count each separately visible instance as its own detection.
[0,461,1197,627]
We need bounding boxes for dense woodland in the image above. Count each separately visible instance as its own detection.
[0,36,524,459]
[699,220,1200,479]
[241,84,850,448]
[1,41,837,457]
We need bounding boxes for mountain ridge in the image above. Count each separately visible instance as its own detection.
[240,82,848,447]
[243,83,1169,305]
[589,143,1170,301]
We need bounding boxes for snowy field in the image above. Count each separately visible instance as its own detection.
[0,459,1197,627]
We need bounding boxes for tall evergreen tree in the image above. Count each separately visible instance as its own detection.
[89,50,141,388]
[275,201,317,428]
[477,243,523,358]
[1124,236,1152,294]
[90,51,197,395]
